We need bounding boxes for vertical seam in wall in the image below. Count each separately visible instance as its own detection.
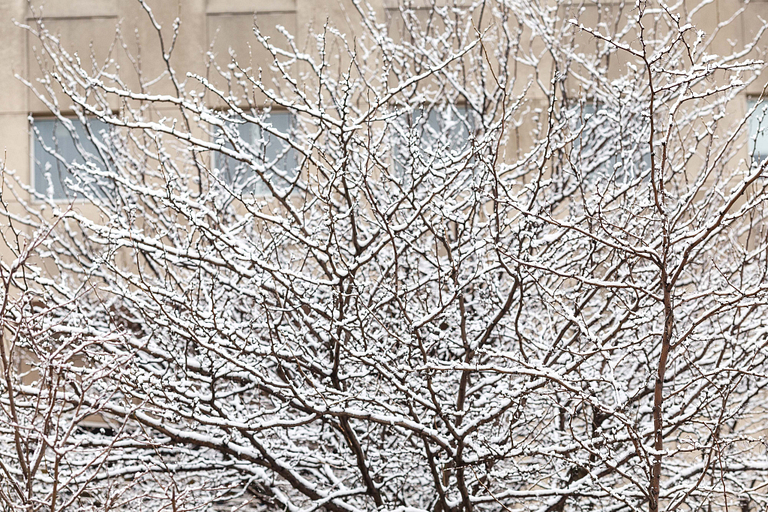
[23,2,30,185]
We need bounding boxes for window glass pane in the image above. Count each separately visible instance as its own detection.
[572,102,648,183]
[213,112,297,195]
[32,118,109,200]
[420,105,472,149]
[393,105,474,182]
[748,99,768,163]
[574,102,617,178]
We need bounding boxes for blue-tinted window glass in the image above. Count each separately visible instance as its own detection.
[573,103,649,183]
[213,112,297,195]
[393,105,474,182]
[32,118,109,200]
[748,99,768,164]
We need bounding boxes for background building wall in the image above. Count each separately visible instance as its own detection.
[0,0,767,259]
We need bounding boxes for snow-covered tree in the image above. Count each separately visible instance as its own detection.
[3,0,768,510]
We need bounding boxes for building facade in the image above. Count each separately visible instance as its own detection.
[1,0,767,210]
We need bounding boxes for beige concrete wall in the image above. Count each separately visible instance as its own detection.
[0,0,376,215]
[0,0,766,243]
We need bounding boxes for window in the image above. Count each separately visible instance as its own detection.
[571,102,649,184]
[572,103,619,180]
[32,117,111,200]
[212,112,298,195]
[392,104,475,184]
[748,98,768,164]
